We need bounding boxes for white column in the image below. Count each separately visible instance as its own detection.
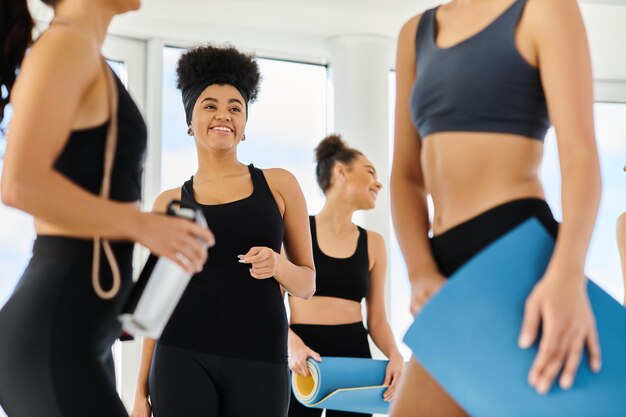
[326,35,394,244]
[326,35,395,362]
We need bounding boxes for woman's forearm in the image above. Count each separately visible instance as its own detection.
[368,319,402,359]
[1,169,141,240]
[134,338,157,400]
[390,173,440,283]
[548,151,601,280]
[275,255,315,299]
[288,327,304,350]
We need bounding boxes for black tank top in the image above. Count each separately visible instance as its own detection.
[53,68,147,202]
[309,216,370,302]
[159,164,287,363]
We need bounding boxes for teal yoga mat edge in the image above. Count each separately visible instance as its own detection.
[308,386,390,414]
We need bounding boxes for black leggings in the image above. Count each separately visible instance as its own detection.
[288,322,372,417]
[149,343,290,417]
[0,236,134,417]
[430,198,558,277]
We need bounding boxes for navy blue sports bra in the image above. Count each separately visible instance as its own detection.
[410,0,550,141]
[309,216,370,303]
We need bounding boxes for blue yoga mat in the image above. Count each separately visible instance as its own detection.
[404,218,626,417]
[291,357,390,415]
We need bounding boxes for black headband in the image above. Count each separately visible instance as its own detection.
[181,75,250,126]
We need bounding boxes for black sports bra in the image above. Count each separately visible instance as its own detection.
[53,68,147,202]
[309,216,370,302]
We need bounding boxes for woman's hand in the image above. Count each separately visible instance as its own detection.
[239,247,280,279]
[410,272,447,316]
[136,212,215,274]
[130,396,152,417]
[519,270,601,395]
[288,334,322,376]
[383,353,405,402]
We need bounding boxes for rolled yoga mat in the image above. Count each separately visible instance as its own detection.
[404,218,626,417]
[292,357,390,414]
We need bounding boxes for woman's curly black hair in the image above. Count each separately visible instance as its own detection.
[176,43,260,103]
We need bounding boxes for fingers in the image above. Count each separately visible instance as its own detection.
[289,349,320,376]
[409,300,420,316]
[529,320,567,395]
[383,372,400,402]
[166,248,196,274]
[383,368,392,387]
[559,332,585,390]
[239,247,277,279]
[300,360,310,376]
[240,246,265,261]
[410,280,443,316]
[179,222,209,259]
[239,248,273,264]
[175,245,201,274]
[174,233,208,272]
[292,358,310,376]
[163,218,211,272]
[188,222,215,247]
[519,298,540,349]
[249,267,274,279]
[310,350,322,362]
[586,324,602,373]
[410,293,427,316]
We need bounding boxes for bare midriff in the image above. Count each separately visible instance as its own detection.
[289,296,363,325]
[423,131,545,236]
[34,200,140,239]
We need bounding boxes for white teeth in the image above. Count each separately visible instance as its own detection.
[211,126,232,132]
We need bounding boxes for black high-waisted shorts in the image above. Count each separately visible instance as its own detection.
[430,198,558,277]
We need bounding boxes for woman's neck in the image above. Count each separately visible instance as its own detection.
[195,150,247,181]
[316,197,357,234]
[53,1,114,46]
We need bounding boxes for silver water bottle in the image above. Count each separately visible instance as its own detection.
[119,200,208,338]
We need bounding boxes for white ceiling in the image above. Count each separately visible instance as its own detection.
[28,0,626,69]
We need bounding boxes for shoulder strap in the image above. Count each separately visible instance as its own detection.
[415,8,436,52]
[309,216,317,240]
[92,59,121,300]
[248,164,270,197]
[180,177,196,207]
[357,225,368,248]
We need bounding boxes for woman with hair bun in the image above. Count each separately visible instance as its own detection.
[131,44,315,417]
[286,134,404,417]
[0,1,213,416]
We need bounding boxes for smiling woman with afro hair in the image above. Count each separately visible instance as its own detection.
[176,44,261,127]
[131,44,316,417]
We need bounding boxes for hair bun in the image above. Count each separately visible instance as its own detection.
[315,134,346,163]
